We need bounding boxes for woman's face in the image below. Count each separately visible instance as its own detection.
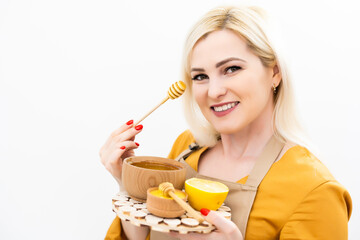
[190,29,280,135]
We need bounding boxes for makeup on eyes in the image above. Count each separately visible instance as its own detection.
[191,64,242,81]
[191,57,246,80]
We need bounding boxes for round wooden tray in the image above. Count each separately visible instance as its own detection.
[112,191,232,234]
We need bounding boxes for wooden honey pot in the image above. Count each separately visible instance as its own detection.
[122,156,186,202]
[146,187,188,218]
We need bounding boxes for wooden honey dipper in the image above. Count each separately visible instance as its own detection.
[158,182,205,223]
[134,81,186,126]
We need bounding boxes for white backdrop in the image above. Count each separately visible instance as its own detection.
[1,0,359,239]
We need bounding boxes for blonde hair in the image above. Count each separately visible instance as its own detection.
[182,5,306,147]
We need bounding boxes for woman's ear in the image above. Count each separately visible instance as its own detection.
[272,65,282,87]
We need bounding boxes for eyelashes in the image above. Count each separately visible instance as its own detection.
[191,65,242,81]
[191,74,208,81]
[225,66,241,73]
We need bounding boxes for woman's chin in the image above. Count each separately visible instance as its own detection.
[213,125,242,135]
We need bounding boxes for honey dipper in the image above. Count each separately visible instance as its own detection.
[159,182,205,223]
[134,81,186,126]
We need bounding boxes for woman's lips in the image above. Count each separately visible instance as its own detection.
[210,101,239,117]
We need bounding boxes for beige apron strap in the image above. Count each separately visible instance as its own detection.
[175,143,200,162]
[244,136,284,189]
[175,143,201,180]
[235,135,285,235]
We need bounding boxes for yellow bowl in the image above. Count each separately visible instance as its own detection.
[185,178,229,211]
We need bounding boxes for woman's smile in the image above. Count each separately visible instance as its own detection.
[211,101,240,117]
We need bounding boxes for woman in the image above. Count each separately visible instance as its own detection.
[100,5,352,240]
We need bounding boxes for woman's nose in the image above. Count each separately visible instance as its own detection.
[208,79,227,99]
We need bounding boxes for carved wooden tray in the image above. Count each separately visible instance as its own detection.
[112,191,231,234]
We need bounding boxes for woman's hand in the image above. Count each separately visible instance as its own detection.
[169,209,243,240]
[99,120,143,186]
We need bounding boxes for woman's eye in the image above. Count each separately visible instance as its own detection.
[191,74,208,81]
[225,66,241,74]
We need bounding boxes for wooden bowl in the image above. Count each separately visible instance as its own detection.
[146,187,188,218]
[122,156,186,202]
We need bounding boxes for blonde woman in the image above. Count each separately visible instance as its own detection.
[101,5,352,240]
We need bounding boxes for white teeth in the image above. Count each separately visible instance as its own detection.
[213,102,237,112]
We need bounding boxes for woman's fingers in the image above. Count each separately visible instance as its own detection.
[103,140,139,179]
[167,210,243,240]
[110,141,139,165]
[101,120,141,150]
[100,120,142,158]
[99,119,144,187]
[99,119,142,182]
[107,124,143,151]
[109,140,139,164]
[112,124,142,144]
[111,120,143,139]
[110,119,135,137]
[204,210,243,239]
[169,232,209,240]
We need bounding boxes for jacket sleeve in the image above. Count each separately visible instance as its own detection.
[104,217,151,240]
[167,130,194,160]
[105,216,126,240]
[279,181,352,240]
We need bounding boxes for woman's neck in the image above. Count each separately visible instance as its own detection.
[218,103,274,162]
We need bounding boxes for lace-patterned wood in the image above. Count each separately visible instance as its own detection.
[112,191,232,234]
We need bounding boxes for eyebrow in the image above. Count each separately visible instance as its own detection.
[190,57,246,72]
[215,57,246,68]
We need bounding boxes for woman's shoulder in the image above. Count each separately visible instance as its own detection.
[276,145,336,183]
[249,145,352,236]
[167,130,196,159]
[260,145,351,211]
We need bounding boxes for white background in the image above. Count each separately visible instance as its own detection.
[1,0,359,239]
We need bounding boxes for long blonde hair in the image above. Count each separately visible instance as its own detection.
[182,5,306,147]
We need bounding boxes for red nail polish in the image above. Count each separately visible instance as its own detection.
[135,142,140,146]
[200,208,210,216]
[126,120,133,125]
[135,125,143,131]
[120,146,126,150]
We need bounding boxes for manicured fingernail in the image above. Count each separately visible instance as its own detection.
[200,208,210,216]
[135,125,143,131]
[135,142,140,146]
[120,146,126,150]
[126,120,133,125]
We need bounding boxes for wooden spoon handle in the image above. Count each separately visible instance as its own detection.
[134,96,169,126]
[168,191,205,223]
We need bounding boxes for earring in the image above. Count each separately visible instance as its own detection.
[273,84,277,94]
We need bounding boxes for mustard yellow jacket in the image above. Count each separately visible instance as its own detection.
[105,130,352,239]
